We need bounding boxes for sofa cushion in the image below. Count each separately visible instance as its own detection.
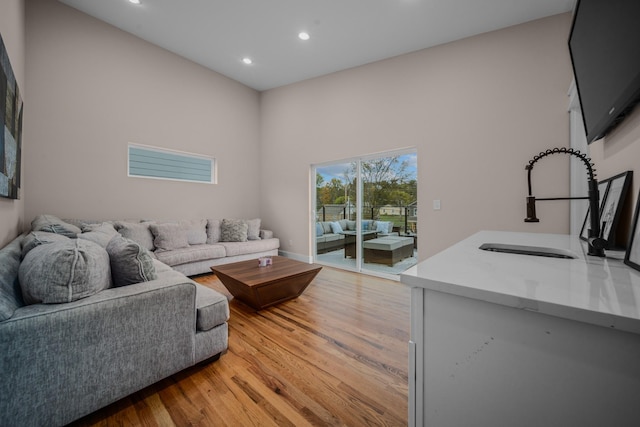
[149,223,190,252]
[77,222,119,248]
[31,214,82,238]
[220,219,248,242]
[218,239,280,257]
[246,218,261,241]
[19,239,111,304]
[0,236,24,321]
[196,285,230,331]
[21,231,70,259]
[316,223,324,236]
[183,219,207,245]
[107,235,157,287]
[153,244,227,267]
[321,222,332,234]
[113,221,155,251]
[206,219,221,244]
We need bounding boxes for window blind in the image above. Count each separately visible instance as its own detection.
[128,143,215,184]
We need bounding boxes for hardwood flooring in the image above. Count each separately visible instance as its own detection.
[71,267,410,426]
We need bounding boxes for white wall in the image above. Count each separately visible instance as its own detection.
[260,13,574,260]
[24,0,262,225]
[0,0,25,247]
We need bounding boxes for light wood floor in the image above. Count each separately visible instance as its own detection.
[71,267,410,426]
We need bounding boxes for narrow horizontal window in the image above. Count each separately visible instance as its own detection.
[128,143,216,184]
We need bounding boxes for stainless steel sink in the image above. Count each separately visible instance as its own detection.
[479,243,577,259]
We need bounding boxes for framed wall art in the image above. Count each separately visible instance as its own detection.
[580,171,632,248]
[624,189,640,272]
[0,33,23,199]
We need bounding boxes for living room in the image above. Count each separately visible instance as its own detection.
[3,0,640,425]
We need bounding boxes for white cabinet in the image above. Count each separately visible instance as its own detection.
[402,231,640,426]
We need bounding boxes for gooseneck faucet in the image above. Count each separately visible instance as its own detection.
[524,147,606,257]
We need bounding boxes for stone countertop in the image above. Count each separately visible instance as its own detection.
[401,230,640,335]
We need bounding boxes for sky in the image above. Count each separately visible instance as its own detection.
[317,153,417,185]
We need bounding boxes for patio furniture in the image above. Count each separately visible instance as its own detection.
[363,236,414,266]
[342,230,378,258]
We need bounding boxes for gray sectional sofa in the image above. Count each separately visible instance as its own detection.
[0,215,277,426]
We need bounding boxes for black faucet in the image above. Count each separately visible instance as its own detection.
[524,147,606,257]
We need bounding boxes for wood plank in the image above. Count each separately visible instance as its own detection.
[69,266,409,426]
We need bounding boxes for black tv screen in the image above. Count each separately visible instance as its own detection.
[569,0,640,144]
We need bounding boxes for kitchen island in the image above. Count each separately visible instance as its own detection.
[401,231,640,427]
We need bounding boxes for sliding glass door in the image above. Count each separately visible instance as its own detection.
[314,150,417,276]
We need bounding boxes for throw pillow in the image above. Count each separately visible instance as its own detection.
[21,231,70,259]
[148,223,190,252]
[0,237,25,321]
[77,222,119,248]
[346,220,357,231]
[246,218,262,241]
[206,219,221,244]
[376,221,390,234]
[330,221,343,234]
[19,239,111,304]
[183,219,207,245]
[113,221,155,251]
[31,214,82,238]
[316,223,324,236]
[220,219,248,242]
[106,235,157,287]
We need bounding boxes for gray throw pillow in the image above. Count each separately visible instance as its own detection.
[113,221,155,251]
[31,214,82,238]
[0,237,24,321]
[19,239,111,304]
[21,231,70,259]
[220,219,248,242]
[148,223,190,252]
[77,222,119,248]
[206,219,221,244]
[246,218,262,241]
[106,235,157,287]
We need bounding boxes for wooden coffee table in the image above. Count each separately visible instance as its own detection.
[211,256,322,310]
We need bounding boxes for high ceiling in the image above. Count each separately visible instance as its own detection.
[58,0,575,91]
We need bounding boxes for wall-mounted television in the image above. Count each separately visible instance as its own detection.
[569,0,640,144]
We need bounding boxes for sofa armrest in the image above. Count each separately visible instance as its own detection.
[260,229,274,239]
[0,271,197,426]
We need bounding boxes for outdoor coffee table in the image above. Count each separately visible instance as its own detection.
[211,256,322,310]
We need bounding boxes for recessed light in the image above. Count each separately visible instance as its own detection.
[242,57,253,65]
[298,32,310,41]
[128,0,141,4]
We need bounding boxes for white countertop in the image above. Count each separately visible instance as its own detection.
[401,231,640,335]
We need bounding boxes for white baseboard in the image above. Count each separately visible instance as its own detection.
[278,250,313,263]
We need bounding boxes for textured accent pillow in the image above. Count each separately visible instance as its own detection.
[0,237,24,321]
[21,231,70,259]
[148,223,190,252]
[246,218,262,241]
[19,239,111,304]
[220,219,248,242]
[206,219,222,244]
[113,221,155,251]
[31,214,82,238]
[77,222,119,248]
[107,235,157,287]
[330,221,343,234]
